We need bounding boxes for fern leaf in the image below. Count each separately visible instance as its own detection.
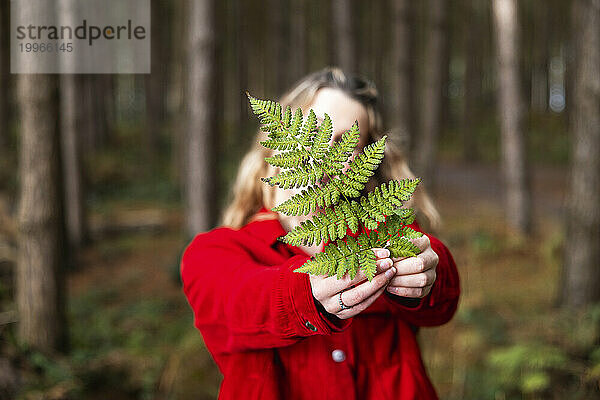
[262,165,324,189]
[282,205,358,246]
[388,236,421,259]
[310,114,332,159]
[400,226,422,239]
[289,108,304,139]
[358,179,420,223]
[272,183,342,215]
[265,149,309,169]
[381,209,414,236]
[338,136,387,197]
[294,234,379,280]
[247,95,284,136]
[249,94,424,281]
[260,136,297,150]
[322,122,361,175]
[300,109,318,146]
[357,233,377,279]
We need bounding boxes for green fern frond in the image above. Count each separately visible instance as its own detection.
[248,94,424,280]
[295,234,377,280]
[323,122,360,174]
[289,108,304,138]
[264,149,309,169]
[387,236,422,259]
[260,136,297,150]
[262,165,324,189]
[281,202,360,246]
[359,179,420,223]
[400,226,422,240]
[271,138,402,217]
[300,109,318,146]
[272,183,342,215]
[310,113,333,159]
[338,136,386,195]
[283,190,421,246]
[248,95,284,136]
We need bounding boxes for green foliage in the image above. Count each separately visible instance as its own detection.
[248,94,423,280]
[487,343,570,395]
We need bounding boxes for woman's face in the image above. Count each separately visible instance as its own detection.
[273,88,370,209]
[310,87,370,149]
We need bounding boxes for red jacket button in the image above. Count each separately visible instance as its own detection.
[332,349,346,363]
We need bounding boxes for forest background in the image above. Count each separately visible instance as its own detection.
[0,0,599,399]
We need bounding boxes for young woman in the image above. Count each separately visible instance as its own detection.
[181,67,460,400]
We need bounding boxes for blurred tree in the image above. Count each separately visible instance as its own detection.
[213,0,225,213]
[185,0,217,236]
[492,0,532,234]
[145,0,169,159]
[234,0,248,136]
[59,0,87,251]
[81,77,97,151]
[373,1,387,89]
[390,0,415,146]
[562,0,599,307]
[289,0,307,83]
[358,0,385,88]
[461,0,483,162]
[0,0,8,151]
[268,0,288,95]
[529,2,550,113]
[60,75,87,251]
[16,74,67,351]
[81,76,113,151]
[415,0,449,189]
[168,0,186,187]
[332,0,357,73]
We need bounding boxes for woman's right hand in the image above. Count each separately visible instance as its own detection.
[309,248,396,320]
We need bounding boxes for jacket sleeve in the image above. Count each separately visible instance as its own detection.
[382,227,461,327]
[181,228,349,354]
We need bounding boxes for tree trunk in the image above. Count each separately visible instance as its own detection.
[390,0,413,144]
[415,0,449,189]
[492,0,532,234]
[0,0,8,151]
[145,0,166,159]
[169,0,186,187]
[58,0,87,251]
[289,0,307,83]
[59,74,87,252]
[81,76,108,151]
[529,4,550,113]
[562,0,600,307]
[185,0,217,236]
[461,0,482,162]
[268,0,288,95]
[331,0,356,73]
[16,73,67,352]
[234,0,248,137]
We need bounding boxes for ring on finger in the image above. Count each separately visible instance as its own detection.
[339,291,352,311]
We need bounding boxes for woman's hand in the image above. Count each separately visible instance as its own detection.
[386,235,439,298]
[309,248,396,320]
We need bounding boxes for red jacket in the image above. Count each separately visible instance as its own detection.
[181,207,460,400]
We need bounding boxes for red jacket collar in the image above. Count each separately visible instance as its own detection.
[242,207,287,246]
[242,207,310,257]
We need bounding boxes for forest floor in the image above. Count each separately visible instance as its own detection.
[14,161,600,399]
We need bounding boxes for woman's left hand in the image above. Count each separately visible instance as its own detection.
[385,235,439,299]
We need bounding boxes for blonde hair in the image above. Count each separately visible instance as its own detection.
[221,67,441,230]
